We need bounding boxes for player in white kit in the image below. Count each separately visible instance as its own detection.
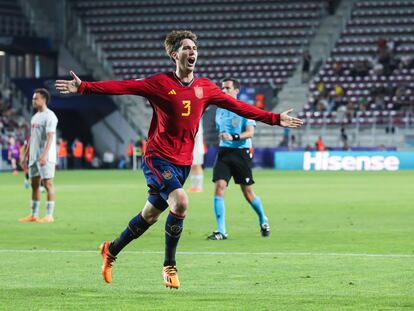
[19,88,58,223]
[188,119,205,193]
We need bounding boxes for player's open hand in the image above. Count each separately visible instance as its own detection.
[280,109,304,128]
[39,154,47,166]
[55,71,82,94]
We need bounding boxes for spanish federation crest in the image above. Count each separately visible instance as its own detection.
[194,86,204,99]
[162,170,173,180]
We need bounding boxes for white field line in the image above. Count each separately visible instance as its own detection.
[0,249,413,258]
[0,184,139,190]
[56,184,139,188]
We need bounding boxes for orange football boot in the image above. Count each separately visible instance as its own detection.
[18,215,38,222]
[187,187,203,193]
[37,216,54,223]
[163,265,180,289]
[100,241,116,283]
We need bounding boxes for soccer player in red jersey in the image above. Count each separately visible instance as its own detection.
[55,30,303,289]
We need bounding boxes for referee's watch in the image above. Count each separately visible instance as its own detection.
[231,134,240,141]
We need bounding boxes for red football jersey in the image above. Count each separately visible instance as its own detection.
[78,72,281,165]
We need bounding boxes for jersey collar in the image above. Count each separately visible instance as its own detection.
[172,71,195,87]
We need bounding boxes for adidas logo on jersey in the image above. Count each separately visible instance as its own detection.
[168,89,177,95]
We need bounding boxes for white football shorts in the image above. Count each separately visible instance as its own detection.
[29,161,56,179]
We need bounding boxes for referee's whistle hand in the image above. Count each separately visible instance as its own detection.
[220,133,232,141]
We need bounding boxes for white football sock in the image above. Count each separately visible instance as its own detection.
[31,200,40,217]
[191,175,203,189]
[46,201,55,217]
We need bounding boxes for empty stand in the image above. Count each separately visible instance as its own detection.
[0,0,33,36]
[70,0,325,88]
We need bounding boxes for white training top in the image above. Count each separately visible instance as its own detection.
[193,119,204,155]
[29,108,58,165]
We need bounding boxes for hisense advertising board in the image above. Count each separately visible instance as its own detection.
[274,151,414,171]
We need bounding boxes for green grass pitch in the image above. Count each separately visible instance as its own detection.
[1,170,413,310]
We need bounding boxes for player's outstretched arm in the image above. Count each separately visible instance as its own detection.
[55,71,82,94]
[210,84,304,127]
[280,109,304,128]
[56,71,151,96]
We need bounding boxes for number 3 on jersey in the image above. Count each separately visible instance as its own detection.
[181,100,191,117]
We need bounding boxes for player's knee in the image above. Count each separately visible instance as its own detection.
[215,180,227,196]
[43,180,52,188]
[43,180,53,191]
[172,193,188,215]
[142,202,161,224]
[176,194,188,209]
[31,181,40,190]
[142,209,160,224]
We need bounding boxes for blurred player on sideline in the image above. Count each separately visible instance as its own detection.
[55,30,303,289]
[19,140,30,189]
[20,140,46,192]
[7,136,19,175]
[188,119,205,193]
[208,78,270,240]
[19,89,58,223]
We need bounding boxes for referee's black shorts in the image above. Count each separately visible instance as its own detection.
[212,147,254,185]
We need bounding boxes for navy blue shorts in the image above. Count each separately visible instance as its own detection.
[142,155,191,211]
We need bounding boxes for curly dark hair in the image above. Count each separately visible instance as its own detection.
[164,30,197,62]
